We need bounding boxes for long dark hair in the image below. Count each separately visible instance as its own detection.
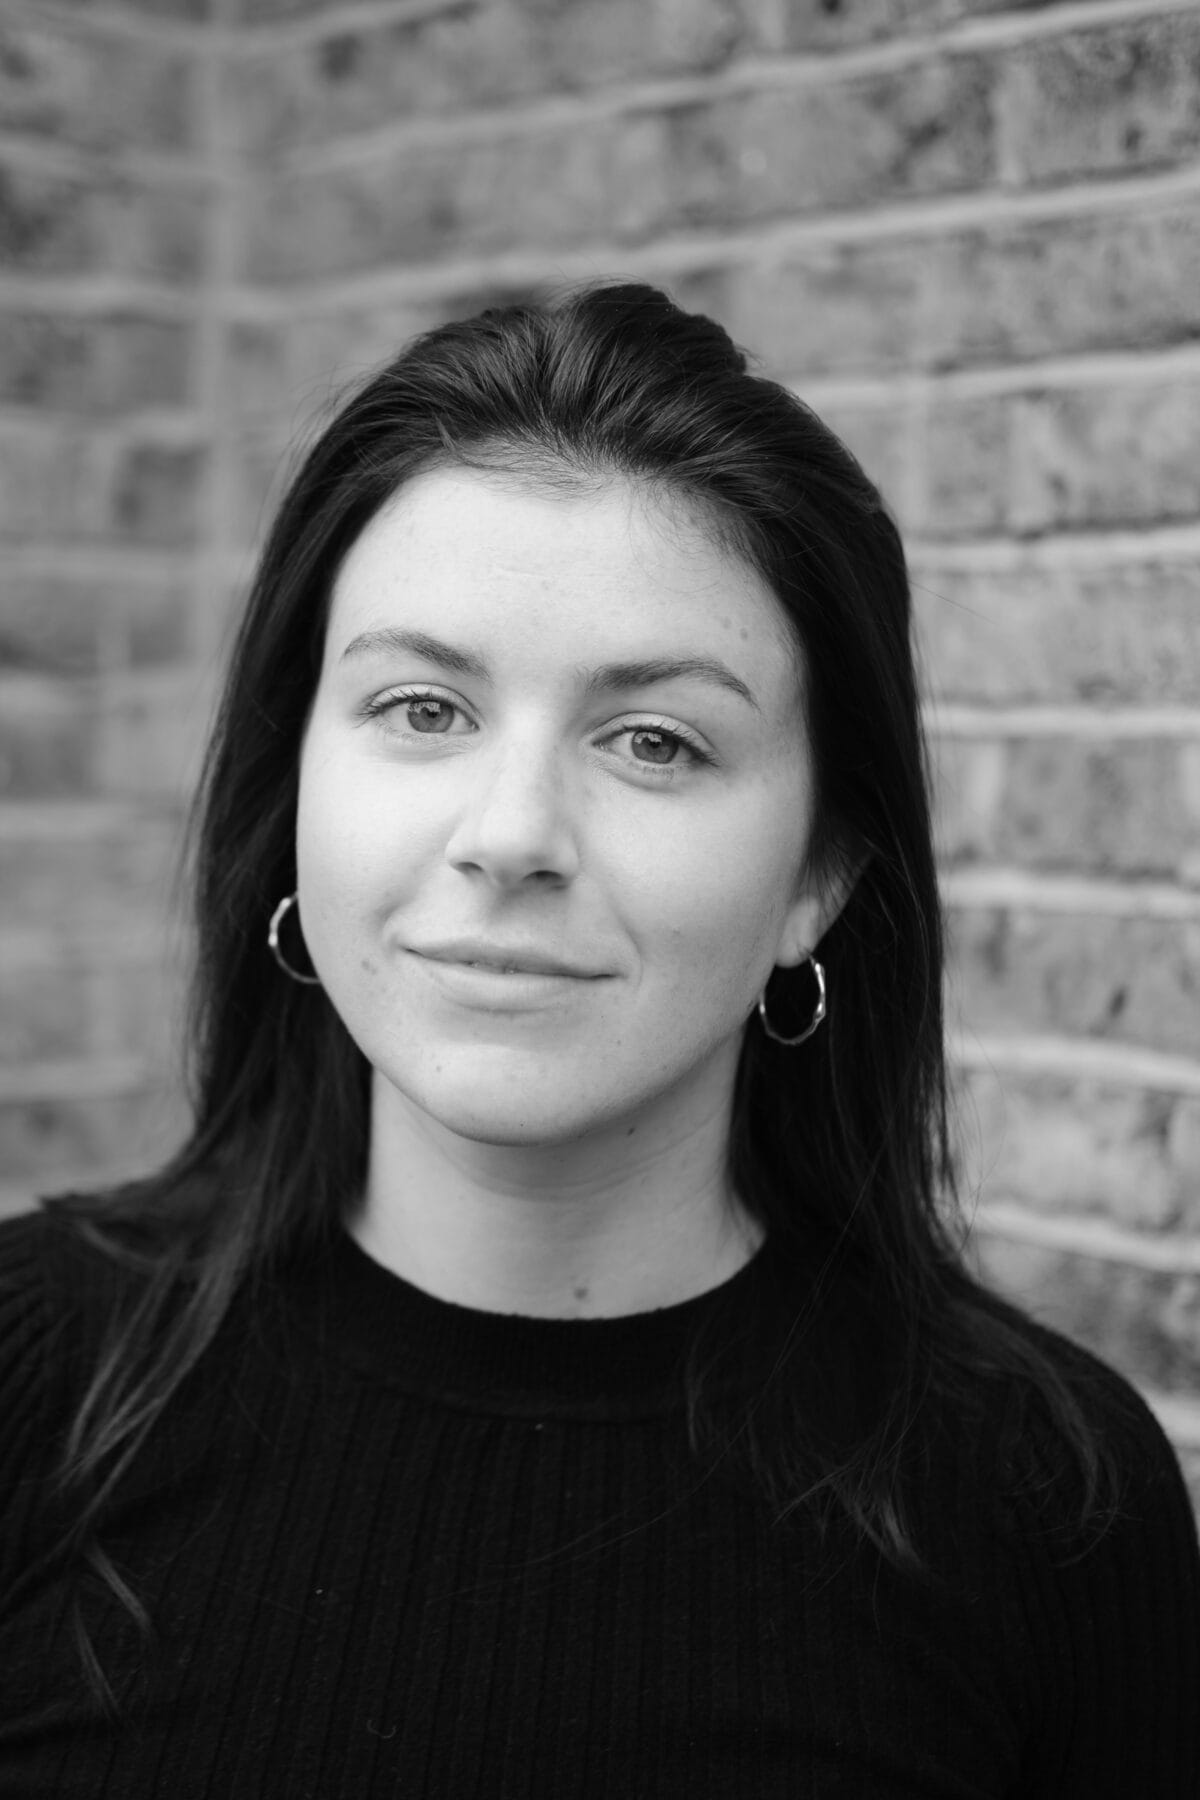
[48,282,1118,1700]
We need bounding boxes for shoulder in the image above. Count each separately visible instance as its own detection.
[941,1301,1200,1621]
[0,1205,142,1458]
[961,1315,1200,1792]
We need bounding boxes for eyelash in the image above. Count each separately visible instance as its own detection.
[358,687,715,776]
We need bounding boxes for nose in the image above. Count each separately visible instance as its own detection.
[443,732,581,890]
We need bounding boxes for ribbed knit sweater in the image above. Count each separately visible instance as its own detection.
[1,1207,1198,1798]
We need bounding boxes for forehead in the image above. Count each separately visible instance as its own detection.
[326,467,802,691]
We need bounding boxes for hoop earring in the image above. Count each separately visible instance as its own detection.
[757,953,826,1047]
[267,893,322,986]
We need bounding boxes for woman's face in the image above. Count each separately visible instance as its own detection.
[297,467,831,1151]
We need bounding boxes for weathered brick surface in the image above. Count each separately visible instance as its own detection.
[975,1233,1200,1394]
[733,202,1200,378]
[227,0,747,152]
[960,1071,1200,1231]
[97,672,216,799]
[0,958,93,1064]
[0,159,205,280]
[0,313,193,413]
[0,807,183,933]
[771,0,1062,53]
[0,1087,188,1186]
[0,428,203,547]
[923,205,1200,369]
[936,737,1200,878]
[241,53,996,281]
[912,558,1200,707]
[0,571,192,675]
[0,15,197,150]
[0,674,96,799]
[922,379,1200,539]
[948,907,1200,1061]
[997,12,1200,186]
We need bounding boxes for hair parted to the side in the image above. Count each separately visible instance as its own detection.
[46,281,1120,1706]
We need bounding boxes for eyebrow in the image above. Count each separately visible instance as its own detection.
[339,627,760,710]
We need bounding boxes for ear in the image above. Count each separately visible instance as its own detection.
[774,840,866,968]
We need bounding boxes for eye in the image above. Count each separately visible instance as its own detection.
[360,687,475,738]
[630,728,684,765]
[600,719,713,776]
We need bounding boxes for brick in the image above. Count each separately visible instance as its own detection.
[0,958,93,1064]
[801,396,912,520]
[228,0,744,147]
[1011,383,1200,536]
[229,425,296,548]
[0,159,204,280]
[924,206,1200,369]
[225,11,538,154]
[0,427,203,547]
[723,242,924,376]
[997,13,1200,186]
[949,907,1200,1061]
[935,738,1196,878]
[911,559,1200,708]
[0,312,193,413]
[244,49,995,281]
[0,807,183,933]
[923,381,1200,539]
[671,54,994,227]
[0,1086,187,1184]
[241,115,653,277]
[97,953,187,1068]
[51,0,208,15]
[237,0,366,18]
[721,204,1200,380]
[0,673,96,799]
[222,304,437,427]
[961,1070,1199,1231]
[0,16,197,152]
[772,0,1048,53]
[975,1233,1200,1395]
[110,442,204,547]
[923,396,1011,538]
[97,672,216,800]
[0,572,192,675]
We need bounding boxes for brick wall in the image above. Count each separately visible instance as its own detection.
[3,0,1198,1495]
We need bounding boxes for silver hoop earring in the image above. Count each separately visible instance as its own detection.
[757,953,826,1047]
[267,893,322,986]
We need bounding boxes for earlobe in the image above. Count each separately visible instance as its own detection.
[777,846,866,966]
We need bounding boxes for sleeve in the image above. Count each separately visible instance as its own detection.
[1013,1364,1200,1798]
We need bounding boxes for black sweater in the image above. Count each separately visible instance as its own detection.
[1,1208,1198,1798]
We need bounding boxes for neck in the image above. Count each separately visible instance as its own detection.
[349,1067,762,1318]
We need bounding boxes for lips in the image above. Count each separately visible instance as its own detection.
[410,941,604,979]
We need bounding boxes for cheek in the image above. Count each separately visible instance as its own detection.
[627,790,808,991]
[295,746,434,932]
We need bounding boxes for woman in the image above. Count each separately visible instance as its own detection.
[1,283,1197,1796]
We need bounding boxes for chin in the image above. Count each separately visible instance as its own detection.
[377,1054,628,1149]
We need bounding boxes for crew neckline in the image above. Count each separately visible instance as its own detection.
[280,1226,773,1421]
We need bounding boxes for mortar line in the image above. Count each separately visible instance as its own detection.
[214,162,1200,315]
[941,868,1200,921]
[926,703,1200,738]
[789,343,1200,410]
[0,130,202,186]
[951,1032,1200,1095]
[907,523,1200,568]
[239,0,1199,169]
[971,1198,1200,1275]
